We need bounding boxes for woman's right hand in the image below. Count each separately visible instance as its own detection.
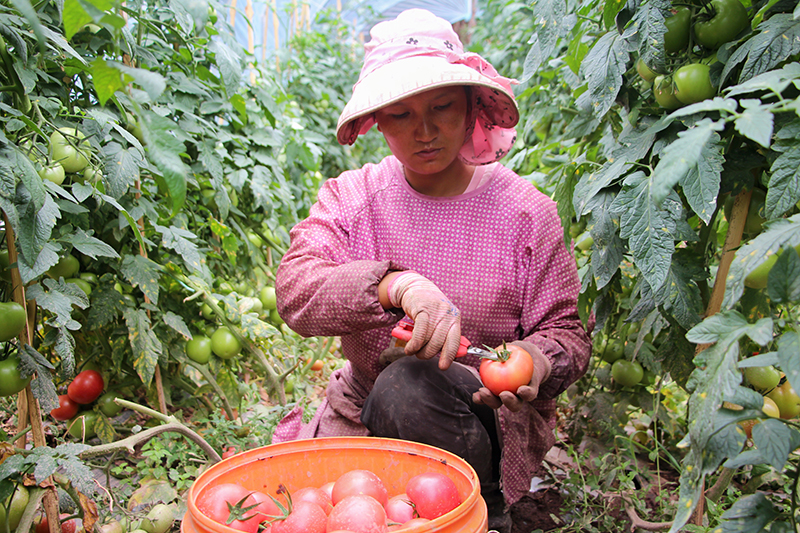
[385,271,462,368]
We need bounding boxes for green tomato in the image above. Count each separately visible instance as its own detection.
[602,339,624,363]
[724,188,766,234]
[68,411,99,439]
[664,7,691,54]
[269,308,284,326]
[744,252,777,290]
[66,277,92,296]
[186,335,213,364]
[39,162,66,185]
[0,250,10,282]
[49,127,91,174]
[142,503,175,533]
[200,302,215,320]
[744,365,781,392]
[575,232,594,252]
[674,63,717,104]
[0,485,29,533]
[79,272,99,285]
[97,391,123,417]
[653,75,683,109]
[246,230,264,248]
[79,166,103,184]
[0,302,27,342]
[694,0,749,49]
[0,355,31,397]
[48,254,80,279]
[210,327,242,359]
[635,58,658,83]
[611,359,644,387]
[767,381,800,419]
[259,286,277,311]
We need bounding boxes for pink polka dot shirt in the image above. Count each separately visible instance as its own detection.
[274,155,592,505]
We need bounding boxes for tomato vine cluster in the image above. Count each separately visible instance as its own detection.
[636,0,750,109]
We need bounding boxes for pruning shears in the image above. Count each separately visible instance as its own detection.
[390,320,495,359]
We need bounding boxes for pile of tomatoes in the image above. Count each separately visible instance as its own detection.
[196,468,463,533]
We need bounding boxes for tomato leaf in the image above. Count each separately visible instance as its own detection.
[653,262,703,331]
[611,171,680,292]
[208,40,243,97]
[123,307,162,386]
[163,311,192,340]
[777,331,800,395]
[141,113,188,215]
[651,120,724,224]
[155,224,205,276]
[18,344,59,412]
[65,228,120,259]
[86,282,125,328]
[734,100,774,149]
[580,31,629,119]
[765,121,800,219]
[751,418,796,471]
[718,493,781,532]
[584,191,624,289]
[121,254,161,305]
[630,0,669,73]
[721,15,800,86]
[29,279,88,329]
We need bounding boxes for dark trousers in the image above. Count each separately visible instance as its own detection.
[360,356,502,487]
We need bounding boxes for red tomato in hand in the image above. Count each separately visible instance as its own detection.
[196,483,261,533]
[405,472,461,519]
[331,469,388,507]
[478,345,534,396]
[292,486,332,515]
[67,369,104,404]
[270,500,327,533]
[327,495,388,533]
[51,394,80,421]
[385,494,417,524]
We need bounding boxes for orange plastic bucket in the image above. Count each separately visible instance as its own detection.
[183,436,487,533]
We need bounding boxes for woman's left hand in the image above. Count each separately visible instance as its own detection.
[472,343,552,412]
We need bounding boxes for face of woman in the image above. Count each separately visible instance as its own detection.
[375,86,471,191]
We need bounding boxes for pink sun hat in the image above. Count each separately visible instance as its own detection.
[336,8,519,165]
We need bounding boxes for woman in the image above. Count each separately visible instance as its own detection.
[273,9,591,531]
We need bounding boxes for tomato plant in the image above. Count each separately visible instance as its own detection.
[331,469,388,507]
[210,327,242,360]
[0,355,31,397]
[51,393,80,421]
[67,369,105,404]
[186,335,213,364]
[693,0,749,49]
[405,472,461,520]
[326,495,388,533]
[0,301,26,342]
[49,127,91,174]
[478,344,534,396]
[673,63,716,104]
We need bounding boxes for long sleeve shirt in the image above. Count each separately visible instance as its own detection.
[272,155,591,505]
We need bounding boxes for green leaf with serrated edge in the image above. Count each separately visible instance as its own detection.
[17,241,59,284]
[725,427,800,469]
[62,0,90,38]
[121,254,161,305]
[631,0,669,72]
[725,61,800,98]
[17,344,58,412]
[9,0,46,50]
[721,15,800,86]
[116,63,167,101]
[39,25,85,64]
[86,283,124,329]
[668,465,703,533]
[216,365,242,408]
[54,326,76,376]
[155,224,203,274]
[28,279,88,329]
[686,342,741,440]
[17,192,60,270]
[724,215,800,308]
[64,228,120,259]
[240,313,279,340]
[94,412,116,444]
[0,443,93,494]
[704,421,746,473]
[765,125,800,219]
[766,247,800,303]
[90,58,126,106]
[734,100,774,148]
[198,139,224,181]
[209,39,243,96]
[738,352,780,368]
[653,262,703,331]
[123,307,161,386]
[585,191,624,289]
[141,113,187,214]
[574,122,656,215]
[686,311,773,346]
[611,171,680,292]
[719,493,780,533]
[650,120,724,223]
[778,331,800,394]
[580,31,628,119]
[163,311,191,340]
[752,418,795,471]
